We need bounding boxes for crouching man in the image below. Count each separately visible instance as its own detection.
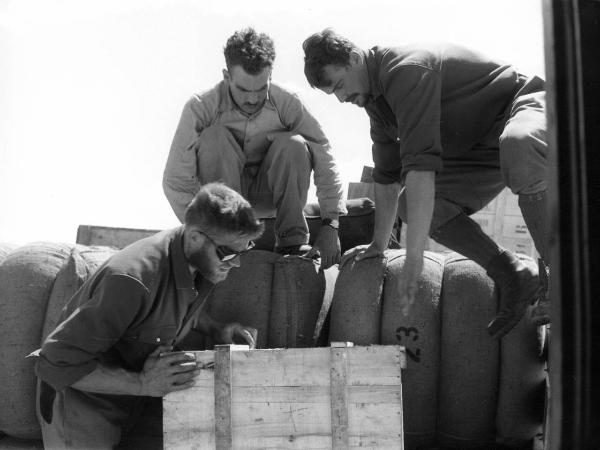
[35,182,263,449]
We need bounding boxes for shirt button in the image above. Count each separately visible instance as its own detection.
[156,338,161,343]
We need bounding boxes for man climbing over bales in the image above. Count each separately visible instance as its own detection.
[163,27,346,268]
[302,29,550,339]
[35,182,263,449]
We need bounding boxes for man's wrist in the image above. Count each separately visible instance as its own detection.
[136,371,147,396]
[321,218,339,230]
[370,239,387,252]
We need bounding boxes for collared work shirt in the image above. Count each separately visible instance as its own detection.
[164,81,346,219]
[364,44,542,184]
[35,227,214,391]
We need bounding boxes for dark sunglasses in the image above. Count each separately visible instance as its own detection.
[198,231,255,262]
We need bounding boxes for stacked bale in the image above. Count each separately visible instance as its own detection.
[42,245,117,343]
[0,243,118,440]
[0,243,73,439]
[202,250,280,349]
[328,248,546,449]
[0,243,18,262]
[330,249,445,449]
[270,257,331,348]
[329,254,388,344]
[380,251,445,449]
[203,252,336,349]
[496,258,546,447]
[437,254,499,448]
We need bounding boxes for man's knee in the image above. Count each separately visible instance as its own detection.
[399,190,469,234]
[199,124,233,142]
[268,134,311,167]
[499,127,547,194]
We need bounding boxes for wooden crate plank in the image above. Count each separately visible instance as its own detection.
[76,224,159,248]
[227,402,402,438]
[214,345,233,450]
[225,346,403,387]
[224,385,402,404]
[176,346,404,387]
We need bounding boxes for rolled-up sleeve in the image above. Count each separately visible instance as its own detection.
[371,117,402,184]
[280,93,346,218]
[163,95,213,222]
[35,274,147,391]
[381,65,443,180]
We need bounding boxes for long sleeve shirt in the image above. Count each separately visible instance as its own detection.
[163,81,346,220]
[35,227,214,391]
[364,44,543,184]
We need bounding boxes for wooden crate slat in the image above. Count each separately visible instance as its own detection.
[330,345,350,449]
[214,345,234,450]
[226,402,403,437]
[168,384,402,404]
[225,346,403,387]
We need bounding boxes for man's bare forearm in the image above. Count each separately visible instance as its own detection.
[372,182,402,251]
[404,170,435,260]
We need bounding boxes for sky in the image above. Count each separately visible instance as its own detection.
[0,0,546,245]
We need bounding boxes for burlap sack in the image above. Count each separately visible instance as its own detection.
[0,242,72,439]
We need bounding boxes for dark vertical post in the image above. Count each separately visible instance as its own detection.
[543,0,600,448]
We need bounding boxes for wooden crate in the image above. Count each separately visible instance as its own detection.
[163,344,406,449]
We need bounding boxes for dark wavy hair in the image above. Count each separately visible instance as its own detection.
[302,28,357,88]
[224,28,276,75]
[184,183,264,239]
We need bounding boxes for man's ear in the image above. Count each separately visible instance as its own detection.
[349,50,362,67]
[187,228,205,246]
[222,69,230,82]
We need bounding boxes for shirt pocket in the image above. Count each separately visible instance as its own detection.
[118,325,178,370]
[134,325,178,345]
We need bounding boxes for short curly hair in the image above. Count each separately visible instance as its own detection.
[302,29,357,88]
[185,182,264,239]
[224,28,276,75]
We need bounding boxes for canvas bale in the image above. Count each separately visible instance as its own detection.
[0,243,18,262]
[328,253,387,345]
[379,250,444,450]
[42,245,117,343]
[496,257,546,446]
[203,250,279,349]
[0,242,72,439]
[269,257,336,348]
[437,253,500,448]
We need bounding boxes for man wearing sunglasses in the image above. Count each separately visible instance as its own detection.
[34,182,264,449]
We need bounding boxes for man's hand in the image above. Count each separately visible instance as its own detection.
[138,345,200,397]
[305,225,341,269]
[398,255,424,316]
[216,323,258,349]
[339,242,385,270]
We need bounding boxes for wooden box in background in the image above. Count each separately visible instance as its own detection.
[163,344,406,449]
